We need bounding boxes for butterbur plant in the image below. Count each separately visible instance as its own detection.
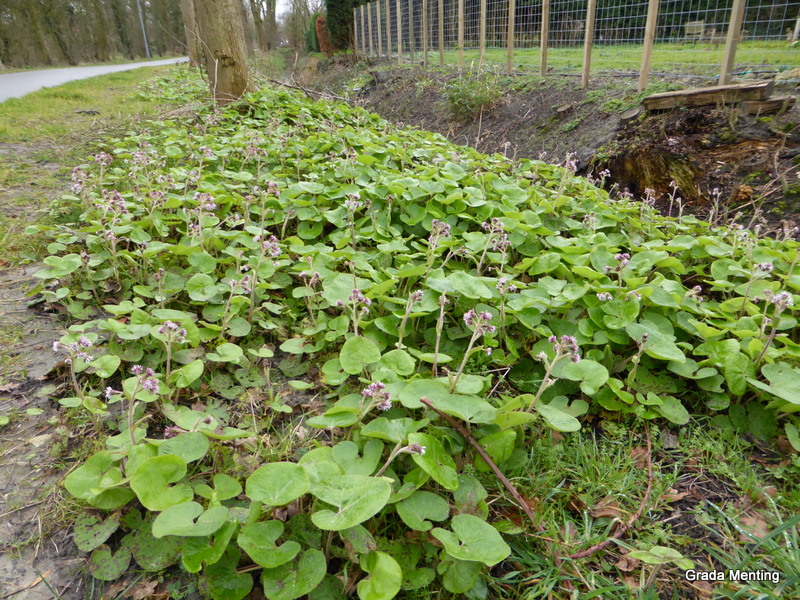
[339,288,371,336]
[153,320,187,382]
[451,309,495,392]
[529,335,581,409]
[756,291,795,363]
[396,290,423,349]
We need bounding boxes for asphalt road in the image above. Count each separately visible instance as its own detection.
[0,57,189,103]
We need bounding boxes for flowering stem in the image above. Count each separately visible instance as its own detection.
[451,329,481,393]
[529,353,562,410]
[375,442,403,477]
[432,296,448,377]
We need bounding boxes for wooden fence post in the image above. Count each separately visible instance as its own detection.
[507,0,516,74]
[368,2,374,56]
[581,0,597,87]
[539,0,549,76]
[458,0,464,69]
[409,0,415,61]
[377,0,383,56]
[438,0,444,65]
[422,0,428,67]
[638,0,659,91]
[353,7,359,57]
[386,0,392,58]
[479,0,486,68]
[360,6,366,56]
[397,0,403,63]
[720,0,746,85]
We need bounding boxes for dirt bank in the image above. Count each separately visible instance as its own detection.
[302,56,800,233]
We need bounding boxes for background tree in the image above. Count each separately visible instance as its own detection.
[194,0,254,104]
[324,0,352,51]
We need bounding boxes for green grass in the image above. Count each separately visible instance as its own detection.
[395,40,798,78]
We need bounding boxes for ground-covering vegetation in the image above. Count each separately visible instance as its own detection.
[24,68,800,598]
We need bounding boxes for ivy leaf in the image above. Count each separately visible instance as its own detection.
[246,462,310,506]
[431,514,511,566]
[339,336,381,374]
[310,474,392,531]
[357,551,403,600]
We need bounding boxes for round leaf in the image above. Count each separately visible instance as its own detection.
[246,462,310,506]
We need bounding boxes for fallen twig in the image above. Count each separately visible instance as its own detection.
[419,397,536,525]
[563,424,654,560]
[258,77,351,103]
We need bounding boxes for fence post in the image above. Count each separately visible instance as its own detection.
[353,7,359,58]
[638,0,659,92]
[438,0,444,65]
[377,1,383,56]
[422,0,428,67]
[386,0,392,58]
[539,0,549,76]
[458,0,464,69]
[720,0,746,85]
[581,0,597,87]
[397,0,403,63]
[479,0,486,68]
[507,0,516,75]
[368,3,374,56]
[409,0,415,62]
[360,6,366,56]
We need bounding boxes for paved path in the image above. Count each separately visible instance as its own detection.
[0,57,188,103]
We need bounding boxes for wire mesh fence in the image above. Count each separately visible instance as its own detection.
[354,0,800,82]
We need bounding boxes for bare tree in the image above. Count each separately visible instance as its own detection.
[179,0,201,65]
[194,0,254,104]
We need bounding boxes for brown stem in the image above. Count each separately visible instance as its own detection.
[420,397,536,525]
[564,424,653,560]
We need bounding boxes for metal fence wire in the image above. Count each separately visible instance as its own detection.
[354,0,800,83]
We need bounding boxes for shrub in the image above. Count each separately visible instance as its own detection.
[316,15,335,58]
[444,73,503,122]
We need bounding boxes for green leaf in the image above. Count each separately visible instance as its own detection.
[339,336,381,374]
[205,547,253,600]
[73,513,120,552]
[158,432,210,463]
[151,502,228,537]
[129,455,193,511]
[361,417,424,444]
[628,546,693,570]
[89,355,121,378]
[261,549,326,600]
[186,273,219,302]
[170,359,204,388]
[331,440,385,476]
[749,362,800,405]
[625,322,685,362]
[246,462,310,506]
[238,521,301,568]
[379,349,416,376]
[396,491,450,531]
[64,451,135,510]
[652,395,690,425]
[535,402,582,432]
[89,546,131,581]
[181,521,238,572]
[310,474,392,530]
[357,551,403,600]
[407,433,459,491]
[431,514,511,566]
[207,342,243,363]
[557,359,608,395]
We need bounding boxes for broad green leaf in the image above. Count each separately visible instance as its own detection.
[407,433,459,491]
[339,336,381,374]
[535,402,582,432]
[205,547,253,600]
[89,546,131,581]
[261,549,326,600]
[89,355,121,378]
[158,432,209,463]
[238,521,301,568]
[181,521,238,572]
[331,440,385,476]
[246,462,310,506]
[207,342,243,363]
[431,514,511,566]
[73,513,120,552]
[64,451,135,510]
[395,491,450,531]
[130,455,193,511]
[186,273,219,302]
[749,362,800,405]
[170,359,204,388]
[151,502,228,537]
[557,359,608,395]
[310,474,391,530]
[357,551,402,600]
[379,349,416,376]
[361,417,424,444]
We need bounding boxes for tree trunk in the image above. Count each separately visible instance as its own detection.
[264,0,277,50]
[194,0,254,105]
[92,0,110,62]
[240,1,254,54]
[111,1,136,59]
[180,0,202,65]
[249,0,266,51]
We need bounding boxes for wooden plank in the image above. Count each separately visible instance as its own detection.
[720,0,746,85]
[368,3,374,56]
[409,0,415,61]
[643,81,775,110]
[386,0,392,58]
[540,0,549,76]
[741,96,796,115]
[396,0,403,63]
[507,0,516,75]
[458,0,464,69]
[422,0,428,67]
[581,0,597,87]
[638,0,659,92]
[479,0,486,68]
[438,0,444,66]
